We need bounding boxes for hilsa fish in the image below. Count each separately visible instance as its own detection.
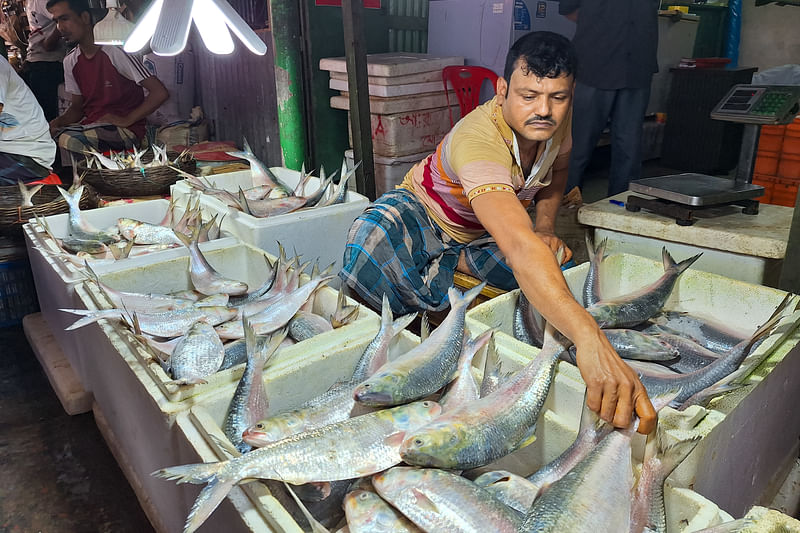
[153,401,441,533]
[222,321,285,453]
[354,283,486,407]
[175,219,248,296]
[399,323,568,470]
[587,248,701,328]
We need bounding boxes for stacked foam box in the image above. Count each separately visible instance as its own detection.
[320,52,464,197]
[753,117,800,207]
[70,242,378,532]
[465,253,800,518]
[176,328,734,532]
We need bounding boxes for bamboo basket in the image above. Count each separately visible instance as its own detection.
[77,152,196,197]
[0,184,95,227]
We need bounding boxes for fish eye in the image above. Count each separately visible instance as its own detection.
[256,423,264,429]
[414,438,424,446]
[358,492,369,501]
[421,401,430,407]
[362,383,371,388]
[450,434,458,444]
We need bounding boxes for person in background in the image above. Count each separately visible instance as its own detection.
[0,55,57,184]
[341,32,655,435]
[21,0,66,121]
[46,0,168,156]
[560,0,658,197]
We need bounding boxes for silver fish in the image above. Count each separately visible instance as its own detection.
[154,401,442,533]
[218,339,247,371]
[630,433,701,533]
[479,334,505,398]
[635,303,784,405]
[513,291,544,348]
[242,294,416,447]
[473,470,540,514]
[226,138,294,196]
[647,311,748,354]
[564,329,680,363]
[372,467,521,533]
[582,235,607,308]
[175,220,248,296]
[399,324,567,470]
[166,320,225,385]
[223,323,284,453]
[57,185,119,243]
[653,333,720,373]
[117,217,183,245]
[344,489,422,533]
[228,251,280,307]
[331,285,360,328]
[288,311,333,342]
[83,263,195,312]
[354,283,486,407]
[439,330,493,413]
[215,275,334,339]
[62,305,237,338]
[238,190,307,218]
[587,249,702,328]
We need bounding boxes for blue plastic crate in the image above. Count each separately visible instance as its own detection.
[0,259,39,328]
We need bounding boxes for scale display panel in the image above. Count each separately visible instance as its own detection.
[711,84,800,124]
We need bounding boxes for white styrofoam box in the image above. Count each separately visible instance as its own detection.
[465,253,800,517]
[331,90,460,114]
[177,328,730,532]
[346,106,457,158]
[330,77,449,98]
[76,242,379,406]
[319,52,463,78]
[593,228,781,287]
[170,168,369,277]
[345,149,428,198]
[22,200,237,390]
[330,69,441,85]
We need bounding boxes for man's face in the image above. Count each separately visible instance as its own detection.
[48,2,91,45]
[497,61,574,144]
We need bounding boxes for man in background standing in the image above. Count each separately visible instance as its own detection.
[22,0,66,121]
[560,0,658,197]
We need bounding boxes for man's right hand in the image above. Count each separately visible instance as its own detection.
[573,327,656,434]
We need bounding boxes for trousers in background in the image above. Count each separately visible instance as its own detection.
[21,61,64,122]
[567,82,651,197]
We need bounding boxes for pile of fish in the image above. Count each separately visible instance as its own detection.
[175,139,360,219]
[60,236,358,385]
[82,144,190,171]
[147,239,795,533]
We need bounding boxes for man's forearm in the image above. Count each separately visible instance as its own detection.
[50,105,83,129]
[533,163,569,234]
[122,88,168,128]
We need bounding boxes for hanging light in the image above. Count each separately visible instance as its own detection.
[94,0,136,45]
[123,0,267,56]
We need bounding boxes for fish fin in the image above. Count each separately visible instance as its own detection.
[650,389,683,412]
[383,431,406,448]
[584,231,595,262]
[242,137,254,155]
[208,433,243,459]
[259,328,288,369]
[411,488,440,514]
[679,382,748,411]
[174,227,192,247]
[420,311,430,341]
[121,238,134,259]
[61,308,124,330]
[516,425,538,449]
[596,237,608,262]
[282,482,332,533]
[238,187,253,216]
[658,433,701,476]
[479,333,502,398]
[663,247,702,274]
[378,292,393,330]
[243,315,258,362]
[182,476,237,533]
[391,313,416,337]
[578,392,605,434]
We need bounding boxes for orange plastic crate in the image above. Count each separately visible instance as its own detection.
[778,153,800,180]
[755,150,780,175]
[770,177,798,207]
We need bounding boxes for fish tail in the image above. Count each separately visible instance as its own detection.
[237,187,254,215]
[596,237,608,262]
[57,185,83,210]
[658,433,701,476]
[392,313,416,338]
[585,232,595,262]
[62,308,124,330]
[258,328,287,369]
[174,226,192,247]
[661,248,702,274]
[152,461,226,484]
[479,333,503,398]
[448,281,487,310]
[178,474,235,533]
[378,292,394,332]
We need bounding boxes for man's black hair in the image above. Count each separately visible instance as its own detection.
[46,0,91,17]
[503,31,577,81]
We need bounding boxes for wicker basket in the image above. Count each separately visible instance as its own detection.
[77,151,196,197]
[0,184,95,227]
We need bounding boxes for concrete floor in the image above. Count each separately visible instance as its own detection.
[0,324,153,533]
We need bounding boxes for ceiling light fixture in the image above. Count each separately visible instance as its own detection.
[93,0,135,46]
[122,0,267,56]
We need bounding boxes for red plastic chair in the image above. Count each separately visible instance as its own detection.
[442,65,500,126]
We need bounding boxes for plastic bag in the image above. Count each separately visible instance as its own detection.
[752,64,800,86]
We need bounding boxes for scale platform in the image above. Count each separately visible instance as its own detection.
[629,173,765,206]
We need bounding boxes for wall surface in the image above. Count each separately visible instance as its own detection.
[739,0,800,71]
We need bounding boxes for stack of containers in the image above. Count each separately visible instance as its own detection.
[753,117,800,207]
[320,52,464,196]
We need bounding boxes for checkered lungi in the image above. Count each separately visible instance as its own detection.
[0,152,51,184]
[55,124,139,156]
[340,188,518,315]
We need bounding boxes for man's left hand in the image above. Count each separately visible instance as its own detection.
[535,231,572,265]
[98,114,132,128]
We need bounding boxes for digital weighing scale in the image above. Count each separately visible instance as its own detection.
[627,84,800,225]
